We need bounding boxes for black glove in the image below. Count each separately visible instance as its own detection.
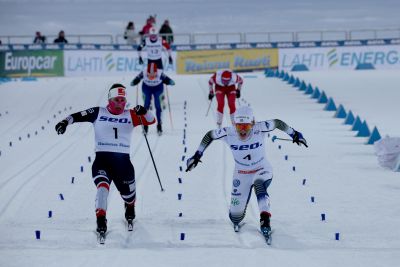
[208,92,214,100]
[290,130,308,147]
[168,56,173,65]
[236,89,241,98]
[131,77,141,86]
[134,105,147,115]
[168,79,175,86]
[186,151,203,172]
[55,120,68,135]
[138,56,144,65]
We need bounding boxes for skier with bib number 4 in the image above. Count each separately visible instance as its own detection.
[55,83,156,244]
[185,106,307,244]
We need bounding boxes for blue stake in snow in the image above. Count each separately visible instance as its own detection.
[180,233,185,240]
[48,211,52,218]
[182,156,185,161]
[302,179,306,185]
[293,166,296,171]
[71,177,75,184]
[335,104,347,118]
[366,127,381,145]
[9,141,12,147]
[344,110,355,125]
[351,116,362,131]
[80,166,84,172]
[178,194,182,200]
[35,230,41,240]
[356,120,371,137]
[59,194,64,200]
[335,233,340,240]
[311,196,315,202]
[179,213,183,217]
[88,156,91,163]
[179,166,183,172]
[318,91,328,104]
[278,145,281,149]
[285,155,288,160]
[178,178,182,184]
[321,213,326,221]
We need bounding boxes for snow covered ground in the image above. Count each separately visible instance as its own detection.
[0,71,399,266]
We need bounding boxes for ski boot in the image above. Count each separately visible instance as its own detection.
[260,212,272,245]
[125,203,135,231]
[96,214,107,244]
[157,124,162,136]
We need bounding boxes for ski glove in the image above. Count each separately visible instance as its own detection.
[138,56,144,65]
[236,89,241,98]
[208,92,214,100]
[168,79,175,86]
[290,130,308,147]
[168,56,173,65]
[186,151,203,172]
[55,120,68,135]
[134,105,147,115]
[131,77,141,86]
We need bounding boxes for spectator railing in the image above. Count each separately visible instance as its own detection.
[1,29,400,45]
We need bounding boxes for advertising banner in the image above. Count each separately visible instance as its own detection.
[279,45,400,71]
[64,50,176,76]
[0,50,64,77]
[176,49,278,74]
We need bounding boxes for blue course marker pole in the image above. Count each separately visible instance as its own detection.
[48,211,52,218]
[321,213,326,221]
[35,230,41,240]
[335,233,340,240]
[311,196,315,202]
[180,233,185,240]
[302,179,306,185]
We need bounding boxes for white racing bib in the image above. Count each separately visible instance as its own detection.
[93,107,134,153]
[212,121,275,171]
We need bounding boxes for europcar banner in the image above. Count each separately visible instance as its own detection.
[64,50,176,76]
[0,50,64,77]
[279,45,400,71]
[176,49,278,74]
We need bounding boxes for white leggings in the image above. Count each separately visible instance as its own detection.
[229,167,273,225]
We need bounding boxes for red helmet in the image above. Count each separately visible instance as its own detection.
[221,70,232,85]
[147,62,157,80]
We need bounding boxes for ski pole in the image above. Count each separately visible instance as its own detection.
[271,135,292,143]
[136,85,139,106]
[138,115,165,192]
[205,98,213,117]
[165,85,174,130]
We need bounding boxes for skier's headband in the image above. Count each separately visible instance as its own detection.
[108,87,126,100]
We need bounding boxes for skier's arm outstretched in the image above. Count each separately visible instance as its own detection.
[186,129,225,171]
[263,119,308,147]
[55,107,100,134]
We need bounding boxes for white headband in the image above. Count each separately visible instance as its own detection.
[108,87,126,99]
